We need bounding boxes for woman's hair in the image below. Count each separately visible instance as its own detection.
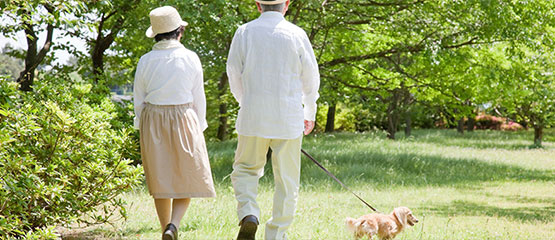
[154,26,185,42]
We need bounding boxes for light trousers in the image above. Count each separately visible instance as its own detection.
[231,134,303,240]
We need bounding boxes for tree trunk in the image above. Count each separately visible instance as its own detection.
[387,114,397,139]
[92,47,105,80]
[325,102,336,132]
[386,91,401,140]
[18,66,35,92]
[457,117,465,134]
[403,88,413,137]
[387,100,398,139]
[534,125,543,147]
[91,12,123,82]
[466,115,475,132]
[217,73,229,141]
[17,13,54,92]
[404,110,411,137]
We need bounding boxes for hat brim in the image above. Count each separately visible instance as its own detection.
[145,20,189,38]
[255,0,287,5]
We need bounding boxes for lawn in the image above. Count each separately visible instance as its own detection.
[59,129,555,239]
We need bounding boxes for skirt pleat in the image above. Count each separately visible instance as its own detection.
[139,103,216,199]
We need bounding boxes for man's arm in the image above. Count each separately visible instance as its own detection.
[299,32,320,134]
[226,28,244,105]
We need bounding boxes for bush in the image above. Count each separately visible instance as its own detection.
[0,76,142,238]
[501,121,524,131]
[475,114,505,130]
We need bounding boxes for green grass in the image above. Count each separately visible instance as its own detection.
[58,129,555,239]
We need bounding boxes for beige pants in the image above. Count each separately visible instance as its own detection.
[231,135,302,240]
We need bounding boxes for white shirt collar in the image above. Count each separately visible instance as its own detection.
[259,11,285,20]
[152,39,184,50]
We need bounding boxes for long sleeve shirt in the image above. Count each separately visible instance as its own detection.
[133,39,207,131]
[226,11,320,139]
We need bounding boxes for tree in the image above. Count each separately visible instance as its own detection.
[67,0,146,83]
[289,0,555,139]
[0,1,70,91]
[468,1,555,146]
[499,44,555,146]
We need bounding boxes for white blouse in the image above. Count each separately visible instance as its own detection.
[133,40,207,131]
[227,11,320,139]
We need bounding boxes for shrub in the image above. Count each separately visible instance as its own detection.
[501,121,524,131]
[0,76,142,238]
[475,114,505,130]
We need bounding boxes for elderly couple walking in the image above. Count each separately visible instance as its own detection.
[133,1,320,239]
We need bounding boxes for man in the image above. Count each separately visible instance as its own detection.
[226,0,320,239]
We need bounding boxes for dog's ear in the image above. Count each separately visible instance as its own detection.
[393,207,408,227]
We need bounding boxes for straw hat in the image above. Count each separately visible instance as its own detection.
[145,6,188,38]
[255,0,287,5]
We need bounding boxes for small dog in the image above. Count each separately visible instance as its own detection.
[345,207,419,240]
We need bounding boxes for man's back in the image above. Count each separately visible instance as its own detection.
[227,11,319,139]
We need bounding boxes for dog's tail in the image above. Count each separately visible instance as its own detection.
[345,217,360,233]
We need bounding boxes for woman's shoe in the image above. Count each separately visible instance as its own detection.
[163,223,178,240]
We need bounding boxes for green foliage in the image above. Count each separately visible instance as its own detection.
[502,44,555,129]
[0,76,142,238]
[291,0,555,139]
[0,51,24,80]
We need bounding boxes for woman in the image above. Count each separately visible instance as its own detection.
[133,6,216,240]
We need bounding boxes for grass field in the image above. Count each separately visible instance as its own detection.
[59,129,555,239]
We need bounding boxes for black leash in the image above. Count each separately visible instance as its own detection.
[301,149,379,213]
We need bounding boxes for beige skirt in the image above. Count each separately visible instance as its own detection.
[139,103,216,199]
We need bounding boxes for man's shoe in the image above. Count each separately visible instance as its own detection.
[237,215,258,240]
[163,223,178,240]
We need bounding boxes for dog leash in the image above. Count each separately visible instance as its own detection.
[301,149,379,213]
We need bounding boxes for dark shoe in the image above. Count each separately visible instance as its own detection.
[237,215,258,240]
[163,223,178,240]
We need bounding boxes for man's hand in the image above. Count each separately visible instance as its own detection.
[304,120,315,135]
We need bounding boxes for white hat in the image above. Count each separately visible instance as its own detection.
[145,6,188,38]
[255,0,287,5]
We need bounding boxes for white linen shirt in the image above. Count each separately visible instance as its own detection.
[133,40,207,131]
[226,11,320,139]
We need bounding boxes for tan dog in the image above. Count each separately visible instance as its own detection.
[345,207,419,240]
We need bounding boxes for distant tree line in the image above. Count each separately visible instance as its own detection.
[1,0,553,146]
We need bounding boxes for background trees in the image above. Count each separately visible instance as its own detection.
[1,0,553,141]
[0,0,72,91]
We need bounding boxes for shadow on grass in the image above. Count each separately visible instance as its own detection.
[423,200,555,223]
[60,224,157,239]
[206,131,554,189]
[61,229,120,240]
[118,224,157,236]
[400,129,554,150]
[496,193,555,206]
[300,149,553,188]
[60,217,205,239]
